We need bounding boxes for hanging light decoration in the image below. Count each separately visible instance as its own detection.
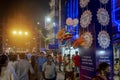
[66,18,73,25]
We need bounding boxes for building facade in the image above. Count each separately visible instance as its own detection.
[46,0,66,49]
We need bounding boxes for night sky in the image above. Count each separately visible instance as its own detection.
[0,0,50,49]
[0,0,50,28]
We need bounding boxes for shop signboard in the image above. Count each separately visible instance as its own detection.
[79,0,113,80]
[48,44,59,50]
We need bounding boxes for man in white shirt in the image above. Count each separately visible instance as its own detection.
[16,53,34,80]
[42,55,56,80]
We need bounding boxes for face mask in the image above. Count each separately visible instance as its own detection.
[50,59,52,62]
[48,59,52,62]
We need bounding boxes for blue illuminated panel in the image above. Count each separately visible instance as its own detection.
[66,0,79,42]
[118,25,120,31]
[112,0,120,31]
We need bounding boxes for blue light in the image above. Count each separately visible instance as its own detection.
[97,50,106,55]
[76,0,78,17]
[67,2,69,17]
[112,0,120,31]
[73,0,75,18]
[76,34,79,38]
[118,25,120,31]
[66,0,79,41]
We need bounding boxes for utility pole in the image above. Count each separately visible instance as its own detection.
[59,0,61,30]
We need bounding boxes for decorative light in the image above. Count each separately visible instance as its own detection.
[18,31,22,35]
[66,18,73,25]
[37,22,40,25]
[46,17,51,22]
[13,31,17,35]
[97,50,106,55]
[53,22,56,26]
[25,32,28,35]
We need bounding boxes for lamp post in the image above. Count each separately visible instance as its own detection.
[12,31,28,36]
[45,17,51,28]
[12,30,28,52]
[44,16,51,48]
[37,17,52,49]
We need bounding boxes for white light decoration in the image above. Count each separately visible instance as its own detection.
[66,18,73,25]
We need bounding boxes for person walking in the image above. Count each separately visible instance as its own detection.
[0,55,15,80]
[65,54,74,80]
[58,52,62,72]
[63,54,67,72]
[16,53,34,80]
[74,51,80,73]
[8,54,18,80]
[29,55,39,80]
[42,55,57,80]
[37,52,47,80]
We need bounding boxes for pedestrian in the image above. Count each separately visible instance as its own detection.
[63,54,67,72]
[8,54,18,80]
[74,51,80,73]
[29,55,39,80]
[92,62,110,80]
[0,55,14,80]
[37,52,47,80]
[42,55,57,80]
[71,54,75,71]
[65,54,74,80]
[53,55,58,65]
[58,52,62,72]
[16,53,34,80]
[26,52,32,62]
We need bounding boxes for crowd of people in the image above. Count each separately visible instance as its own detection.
[0,51,80,80]
[0,50,112,80]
